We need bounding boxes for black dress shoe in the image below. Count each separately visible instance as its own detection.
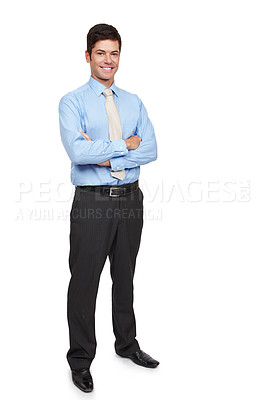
[119,349,160,368]
[71,368,94,392]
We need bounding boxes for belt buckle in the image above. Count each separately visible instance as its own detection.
[109,187,126,197]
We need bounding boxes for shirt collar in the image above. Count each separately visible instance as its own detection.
[88,76,119,97]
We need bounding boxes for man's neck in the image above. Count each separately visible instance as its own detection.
[91,74,114,88]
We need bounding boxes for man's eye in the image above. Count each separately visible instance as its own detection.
[97,52,103,55]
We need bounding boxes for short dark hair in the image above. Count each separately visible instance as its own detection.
[87,23,122,57]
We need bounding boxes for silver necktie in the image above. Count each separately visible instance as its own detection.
[102,88,126,181]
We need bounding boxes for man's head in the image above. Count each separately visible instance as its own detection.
[85,24,122,87]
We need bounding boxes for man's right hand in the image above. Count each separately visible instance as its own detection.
[124,135,142,150]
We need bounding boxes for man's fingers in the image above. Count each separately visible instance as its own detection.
[97,160,111,166]
[79,129,92,141]
[79,129,89,139]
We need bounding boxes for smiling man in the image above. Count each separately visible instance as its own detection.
[58,23,159,393]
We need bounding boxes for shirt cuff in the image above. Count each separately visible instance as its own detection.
[110,156,125,171]
[111,139,128,157]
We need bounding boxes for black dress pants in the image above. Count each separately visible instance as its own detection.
[66,182,143,370]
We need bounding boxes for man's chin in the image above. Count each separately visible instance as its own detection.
[96,73,115,81]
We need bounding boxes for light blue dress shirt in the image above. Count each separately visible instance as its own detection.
[58,76,157,186]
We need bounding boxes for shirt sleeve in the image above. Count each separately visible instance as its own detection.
[58,96,128,165]
[109,98,157,171]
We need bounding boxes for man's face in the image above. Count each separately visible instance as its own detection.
[85,39,120,86]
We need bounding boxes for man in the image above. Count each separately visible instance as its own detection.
[58,23,159,393]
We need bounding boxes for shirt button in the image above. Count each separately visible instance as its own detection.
[102,151,105,154]
[121,152,123,155]
[117,167,119,169]
[135,163,138,166]
[120,146,122,149]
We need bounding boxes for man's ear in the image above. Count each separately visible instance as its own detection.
[85,50,90,63]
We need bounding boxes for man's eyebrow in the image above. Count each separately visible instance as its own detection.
[96,49,119,53]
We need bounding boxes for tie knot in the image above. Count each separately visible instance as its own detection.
[102,88,113,97]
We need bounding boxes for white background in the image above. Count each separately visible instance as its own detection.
[1,0,266,398]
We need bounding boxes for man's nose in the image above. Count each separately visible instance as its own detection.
[104,54,112,64]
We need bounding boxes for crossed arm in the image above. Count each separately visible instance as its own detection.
[79,129,142,166]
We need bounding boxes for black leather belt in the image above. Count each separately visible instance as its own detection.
[76,180,139,197]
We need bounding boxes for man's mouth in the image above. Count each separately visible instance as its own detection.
[100,67,113,70]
